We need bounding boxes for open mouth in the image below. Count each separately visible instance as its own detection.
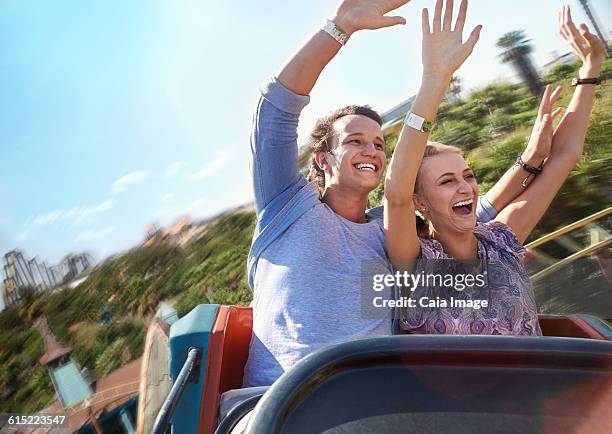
[452,198,474,216]
[353,162,377,172]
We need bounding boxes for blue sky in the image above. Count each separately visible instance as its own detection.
[0,0,610,268]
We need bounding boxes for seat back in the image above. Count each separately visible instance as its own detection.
[168,304,219,434]
[198,306,253,434]
[539,314,609,340]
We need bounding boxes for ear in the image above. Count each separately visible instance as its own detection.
[314,151,332,174]
[412,193,428,214]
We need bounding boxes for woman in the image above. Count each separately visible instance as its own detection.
[384,1,606,335]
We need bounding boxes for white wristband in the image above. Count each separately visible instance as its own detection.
[404,112,433,133]
[322,20,350,46]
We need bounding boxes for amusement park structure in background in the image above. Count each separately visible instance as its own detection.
[1,250,94,309]
[24,304,179,433]
[34,316,141,433]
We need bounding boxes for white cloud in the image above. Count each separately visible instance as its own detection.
[33,210,63,226]
[188,159,225,181]
[74,226,116,243]
[188,145,240,181]
[31,200,116,227]
[214,146,237,160]
[164,162,184,179]
[63,200,116,225]
[110,170,152,195]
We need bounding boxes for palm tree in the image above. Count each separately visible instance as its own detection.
[497,31,543,96]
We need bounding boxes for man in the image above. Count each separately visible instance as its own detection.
[244,0,549,387]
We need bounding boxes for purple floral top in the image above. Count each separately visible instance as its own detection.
[399,221,542,336]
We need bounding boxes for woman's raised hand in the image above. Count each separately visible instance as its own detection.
[421,0,481,81]
[524,85,564,162]
[558,5,606,78]
[333,0,410,35]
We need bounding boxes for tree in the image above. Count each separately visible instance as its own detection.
[446,75,463,103]
[497,31,543,96]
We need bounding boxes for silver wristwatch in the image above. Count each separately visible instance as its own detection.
[322,19,350,46]
[404,112,433,133]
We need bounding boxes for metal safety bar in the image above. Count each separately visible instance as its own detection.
[526,206,611,249]
[530,238,611,284]
[151,347,202,434]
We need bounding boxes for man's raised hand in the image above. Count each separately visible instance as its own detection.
[333,0,410,35]
[421,0,481,81]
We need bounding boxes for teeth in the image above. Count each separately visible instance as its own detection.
[355,163,376,172]
[452,198,474,208]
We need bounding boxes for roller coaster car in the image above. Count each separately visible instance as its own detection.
[167,305,612,434]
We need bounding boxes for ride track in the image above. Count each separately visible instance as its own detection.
[63,381,139,433]
[525,206,611,283]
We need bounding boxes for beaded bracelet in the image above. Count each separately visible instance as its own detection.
[515,155,543,174]
[515,155,544,187]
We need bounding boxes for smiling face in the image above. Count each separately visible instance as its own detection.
[414,151,479,235]
[315,114,387,194]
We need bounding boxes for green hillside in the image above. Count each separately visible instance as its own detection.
[0,210,256,413]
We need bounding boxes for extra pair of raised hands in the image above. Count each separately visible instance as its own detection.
[525,6,606,163]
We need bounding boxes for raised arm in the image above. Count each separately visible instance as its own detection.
[482,86,563,214]
[495,5,606,243]
[251,0,409,215]
[278,0,409,95]
[384,0,481,263]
